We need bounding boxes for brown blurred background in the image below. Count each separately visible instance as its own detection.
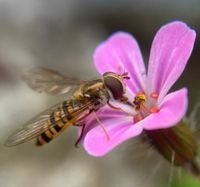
[0,1,200,187]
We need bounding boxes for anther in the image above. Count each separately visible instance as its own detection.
[149,106,160,113]
[133,92,146,111]
[133,114,143,123]
[150,92,159,99]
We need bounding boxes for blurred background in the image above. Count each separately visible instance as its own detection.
[0,0,200,187]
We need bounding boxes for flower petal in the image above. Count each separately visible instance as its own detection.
[78,106,129,139]
[83,114,143,156]
[94,32,146,95]
[146,21,196,103]
[144,88,188,130]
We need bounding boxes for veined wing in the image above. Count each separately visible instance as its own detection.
[5,99,95,146]
[23,67,84,95]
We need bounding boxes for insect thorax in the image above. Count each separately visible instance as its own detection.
[73,79,109,109]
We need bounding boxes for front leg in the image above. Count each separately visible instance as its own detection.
[107,100,121,110]
[107,95,133,110]
[107,98,133,116]
[120,96,134,107]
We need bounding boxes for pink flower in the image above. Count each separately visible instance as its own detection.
[83,21,196,156]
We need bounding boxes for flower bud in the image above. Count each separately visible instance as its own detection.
[145,119,200,175]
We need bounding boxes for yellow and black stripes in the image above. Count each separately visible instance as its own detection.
[36,100,76,146]
[36,99,94,146]
[62,101,73,120]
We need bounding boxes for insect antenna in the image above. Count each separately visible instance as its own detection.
[117,64,130,79]
[121,72,130,79]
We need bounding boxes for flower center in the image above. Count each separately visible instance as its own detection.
[133,92,160,123]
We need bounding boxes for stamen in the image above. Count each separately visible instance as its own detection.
[150,92,159,99]
[149,106,160,113]
[131,91,160,121]
[138,91,145,95]
[141,104,150,113]
[93,112,110,141]
[133,114,143,123]
[133,92,147,112]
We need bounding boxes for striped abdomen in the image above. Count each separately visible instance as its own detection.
[36,99,84,146]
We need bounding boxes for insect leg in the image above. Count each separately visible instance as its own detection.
[120,96,135,107]
[107,100,121,110]
[107,99,133,116]
[74,123,82,126]
[75,123,86,148]
[75,111,110,147]
[93,111,110,141]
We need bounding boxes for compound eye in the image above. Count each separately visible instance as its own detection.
[103,74,124,100]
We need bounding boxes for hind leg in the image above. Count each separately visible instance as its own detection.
[75,123,86,148]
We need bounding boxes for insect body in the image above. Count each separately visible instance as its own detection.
[36,79,107,146]
[36,99,90,146]
[5,68,129,146]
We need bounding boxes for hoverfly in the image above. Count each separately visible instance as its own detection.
[5,68,130,147]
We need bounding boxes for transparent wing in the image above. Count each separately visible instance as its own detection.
[23,67,84,95]
[4,100,95,146]
[5,103,61,146]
